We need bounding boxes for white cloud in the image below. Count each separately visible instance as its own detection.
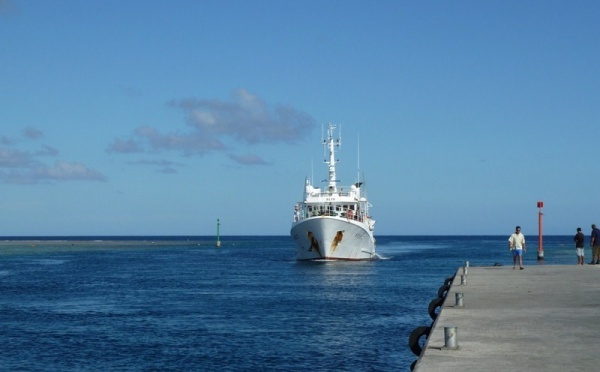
[171,89,315,144]
[1,136,13,145]
[107,138,143,153]
[127,159,184,174]
[35,145,59,156]
[135,125,227,155]
[33,161,106,181]
[22,126,43,140]
[109,89,315,162]
[0,160,107,184]
[0,147,35,168]
[228,154,269,165]
[0,128,107,184]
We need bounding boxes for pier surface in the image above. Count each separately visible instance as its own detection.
[415,265,599,371]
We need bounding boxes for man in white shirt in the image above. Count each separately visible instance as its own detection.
[508,226,526,270]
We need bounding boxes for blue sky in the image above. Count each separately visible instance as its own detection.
[1,0,598,236]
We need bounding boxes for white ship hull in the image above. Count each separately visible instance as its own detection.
[290,123,376,261]
[291,216,376,260]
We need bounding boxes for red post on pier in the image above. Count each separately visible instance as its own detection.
[537,201,544,260]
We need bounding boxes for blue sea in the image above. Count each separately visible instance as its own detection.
[0,235,579,371]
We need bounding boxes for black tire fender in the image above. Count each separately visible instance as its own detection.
[444,275,455,286]
[410,359,418,371]
[428,297,444,320]
[437,284,450,298]
[408,325,431,356]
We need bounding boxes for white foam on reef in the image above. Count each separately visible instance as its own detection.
[34,259,67,265]
[377,242,451,255]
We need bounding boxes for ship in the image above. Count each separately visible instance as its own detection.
[290,123,376,260]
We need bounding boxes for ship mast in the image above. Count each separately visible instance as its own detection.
[324,123,340,192]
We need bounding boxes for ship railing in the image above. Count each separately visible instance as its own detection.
[307,191,352,198]
[293,208,367,222]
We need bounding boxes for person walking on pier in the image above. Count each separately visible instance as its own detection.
[508,226,526,270]
[590,224,600,265]
[574,227,585,265]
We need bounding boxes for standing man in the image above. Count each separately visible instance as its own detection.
[574,227,585,265]
[508,226,526,270]
[590,224,600,265]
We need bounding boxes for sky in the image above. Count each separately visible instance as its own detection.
[1,0,599,236]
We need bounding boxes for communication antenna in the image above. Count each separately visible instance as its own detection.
[311,157,314,186]
[321,123,326,161]
[357,133,360,183]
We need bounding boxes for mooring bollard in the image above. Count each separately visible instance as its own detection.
[463,266,468,276]
[444,326,459,349]
[455,292,464,307]
[461,274,467,285]
[466,260,470,268]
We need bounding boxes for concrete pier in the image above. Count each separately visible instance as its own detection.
[414,265,600,371]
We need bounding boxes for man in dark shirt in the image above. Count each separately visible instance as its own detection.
[574,227,585,265]
[590,224,600,265]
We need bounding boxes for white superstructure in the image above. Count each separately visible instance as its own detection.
[290,124,376,260]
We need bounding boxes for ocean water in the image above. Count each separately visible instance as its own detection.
[0,235,579,371]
